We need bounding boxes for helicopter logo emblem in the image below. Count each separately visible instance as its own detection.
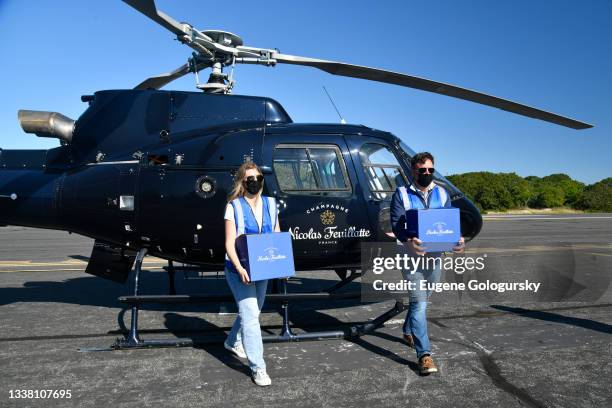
[257,247,287,263]
[425,222,454,236]
[320,210,335,225]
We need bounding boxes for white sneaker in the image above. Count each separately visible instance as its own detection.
[252,368,272,386]
[224,340,247,359]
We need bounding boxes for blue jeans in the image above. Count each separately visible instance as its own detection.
[402,258,441,358]
[225,268,268,372]
[402,301,431,358]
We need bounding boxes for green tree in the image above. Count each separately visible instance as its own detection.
[540,174,585,206]
[447,172,523,211]
[531,184,565,208]
[576,178,612,212]
[499,173,532,207]
[447,172,609,212]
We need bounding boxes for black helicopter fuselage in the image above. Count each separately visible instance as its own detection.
[0,89,482,279]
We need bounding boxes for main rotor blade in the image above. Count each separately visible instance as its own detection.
[272,54,592,130]
[134,63,190,90]
[123,0,187,36]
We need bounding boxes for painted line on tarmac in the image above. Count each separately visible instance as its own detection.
[0,260,167,267]
[484,215,612,221]
[0,258,168,273]
[586,252,612,257]
[465,243,612,254]
[0,266,167,273]
[0,268,90,273]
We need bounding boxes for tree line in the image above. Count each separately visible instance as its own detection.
[445,172,612,213]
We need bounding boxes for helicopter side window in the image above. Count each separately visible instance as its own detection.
[273,144,351,196]
[359,143,407,200]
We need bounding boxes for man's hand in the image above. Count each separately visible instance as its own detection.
[452,236,465,254]
[404,237,426,256]
[237,266,251,284]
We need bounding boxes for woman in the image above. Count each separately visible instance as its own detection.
[223,161,280,387]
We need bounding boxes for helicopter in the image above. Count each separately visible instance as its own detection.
[0,0,592,347]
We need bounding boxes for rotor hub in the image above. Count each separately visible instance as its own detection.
[195,62,233,94]
[202,30,243,48]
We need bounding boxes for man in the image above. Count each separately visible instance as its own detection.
[389,152,465,374]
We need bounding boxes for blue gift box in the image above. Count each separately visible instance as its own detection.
[235,232,296,281]
[405,208,461,252]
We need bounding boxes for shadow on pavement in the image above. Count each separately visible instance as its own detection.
[491,305,612,335]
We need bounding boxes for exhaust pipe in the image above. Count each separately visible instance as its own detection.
[18,110,75,143]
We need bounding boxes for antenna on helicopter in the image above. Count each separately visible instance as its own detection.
[323,86,346,124]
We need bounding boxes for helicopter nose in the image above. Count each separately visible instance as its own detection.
[451,196,483,241]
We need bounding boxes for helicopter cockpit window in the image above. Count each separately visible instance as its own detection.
[273,144,351,195]
[359,143,407,200]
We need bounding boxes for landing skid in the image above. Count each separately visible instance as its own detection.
[109,249,405,350]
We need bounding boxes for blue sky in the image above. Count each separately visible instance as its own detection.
[0,0,610,183]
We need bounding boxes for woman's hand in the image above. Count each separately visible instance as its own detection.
[225,218,251,284]
[237,266,251,284]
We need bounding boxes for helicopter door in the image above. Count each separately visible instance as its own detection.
[344,136,409,240]
[262,137,372,269]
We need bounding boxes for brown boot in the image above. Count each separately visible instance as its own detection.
[403,333,414,348]
[419,354,438,374]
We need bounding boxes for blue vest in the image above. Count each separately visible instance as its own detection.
[225,195,277,273]
[397,183,449,210]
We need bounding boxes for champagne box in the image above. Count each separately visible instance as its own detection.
[235,232,296,281]
[404,208,461,252]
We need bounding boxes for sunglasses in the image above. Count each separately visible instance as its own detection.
[245,175,264,182]
[416,167,435,174]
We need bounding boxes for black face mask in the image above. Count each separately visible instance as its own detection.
[416,173,433,188]
[243,179,263,195]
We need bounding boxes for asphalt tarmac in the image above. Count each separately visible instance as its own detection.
[1,214,611,407]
